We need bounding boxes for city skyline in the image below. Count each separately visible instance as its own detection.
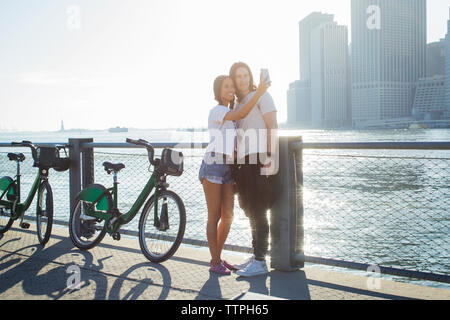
[0,0,449,132]
[288,1,450,129]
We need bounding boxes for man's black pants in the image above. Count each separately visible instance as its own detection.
[234,154,272,261]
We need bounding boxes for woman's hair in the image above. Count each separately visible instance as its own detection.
[213,75,235,109]
[229,62,257,101]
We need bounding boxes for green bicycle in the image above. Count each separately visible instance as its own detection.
[69,138,186,263]
[0,141,70,245]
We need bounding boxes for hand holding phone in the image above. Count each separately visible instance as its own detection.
[261,68,271,85]
[257,69,271,96]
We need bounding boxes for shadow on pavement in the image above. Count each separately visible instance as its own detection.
[0,228,175,300]
[109,262,172,300]
[306,279,418,300]
[0,227,423,300]
[236,271,311,300]
[0,236,111,299]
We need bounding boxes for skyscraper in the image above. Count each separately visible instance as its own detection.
[445,7,450,119]
[351,0,427,126]
[287,80,311,126]
[299,12,334,81]
[287,12,350,128]
[427,40,446,77]
[310,21,350,128]
[412,76,446,120]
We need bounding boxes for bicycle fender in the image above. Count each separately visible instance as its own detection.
[78,184,111,212]
[0,176,16,201]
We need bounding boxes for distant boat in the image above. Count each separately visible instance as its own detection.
[108,126,128,133]
[176,128,207,132]
[409,123,427,130]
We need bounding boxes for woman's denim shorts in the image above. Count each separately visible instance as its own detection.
[198,159,234,185]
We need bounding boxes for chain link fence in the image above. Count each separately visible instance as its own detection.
[301,148,450,278]
[2,142,449,283]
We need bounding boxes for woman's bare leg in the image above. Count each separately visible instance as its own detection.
[217,183,235,258]
[202,179,223,266]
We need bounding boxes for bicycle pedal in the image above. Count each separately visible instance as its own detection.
[112,232,121,241]
[21,223,30,230]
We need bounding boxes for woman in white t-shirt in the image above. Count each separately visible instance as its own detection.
[199,74,270,275]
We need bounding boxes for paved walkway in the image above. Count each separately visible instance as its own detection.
[0,224,449,300]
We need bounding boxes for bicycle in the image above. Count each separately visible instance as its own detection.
[69,138,186,263]
[0,141,70,245]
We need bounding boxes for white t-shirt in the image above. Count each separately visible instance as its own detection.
[235,92,277,158]
[204,105,236,161]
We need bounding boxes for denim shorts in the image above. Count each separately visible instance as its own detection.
[198,160,234,185]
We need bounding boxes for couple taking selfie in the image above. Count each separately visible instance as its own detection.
[198,62,280,277]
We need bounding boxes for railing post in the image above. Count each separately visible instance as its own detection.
[81,139,94,188]
[294,139,305,268]
[69,138,93,214]
[270,136,304,272]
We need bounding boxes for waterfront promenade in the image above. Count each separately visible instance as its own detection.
[0,224,449,300]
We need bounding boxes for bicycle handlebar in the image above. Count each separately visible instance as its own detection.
[11,141,36,150]
[126,138,156,166]
[12,141,38,160]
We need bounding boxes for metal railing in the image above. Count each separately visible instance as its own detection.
[291,140,450,284]
[1,138,449,285]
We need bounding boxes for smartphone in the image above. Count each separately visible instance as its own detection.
[261,68,271,85]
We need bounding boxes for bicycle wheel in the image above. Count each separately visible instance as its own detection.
[36,181,53,245]
[69,184,112,250]
[0,206,14,234]
[139,190,186,263]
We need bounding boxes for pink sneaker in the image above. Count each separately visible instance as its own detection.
[222,260,238,271]
[210,262,231,275]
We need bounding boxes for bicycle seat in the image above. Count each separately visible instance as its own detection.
[103,162,125,173]
[7,153,26,162]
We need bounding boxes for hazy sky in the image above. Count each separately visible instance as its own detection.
[0,0,449,131]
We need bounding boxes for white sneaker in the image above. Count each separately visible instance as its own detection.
[234,255,255,270]
[236,259,268,277]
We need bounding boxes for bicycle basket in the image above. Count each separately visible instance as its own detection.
[34,147,70,172]
[159,149,184,176]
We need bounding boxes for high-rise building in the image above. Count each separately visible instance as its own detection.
[287,80,311,126]
[445,7,450,119]
[351,0,427,126]
[412,76,446,120]
[427,40,446,77]
[287,12,350,128]
[299,12,334,81]
[310,21,350,128]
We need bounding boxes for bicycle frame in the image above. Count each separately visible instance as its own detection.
[83,170,164,235]
[0,166,48,220]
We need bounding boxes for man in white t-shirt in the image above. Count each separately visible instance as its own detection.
[228,62,279,277]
